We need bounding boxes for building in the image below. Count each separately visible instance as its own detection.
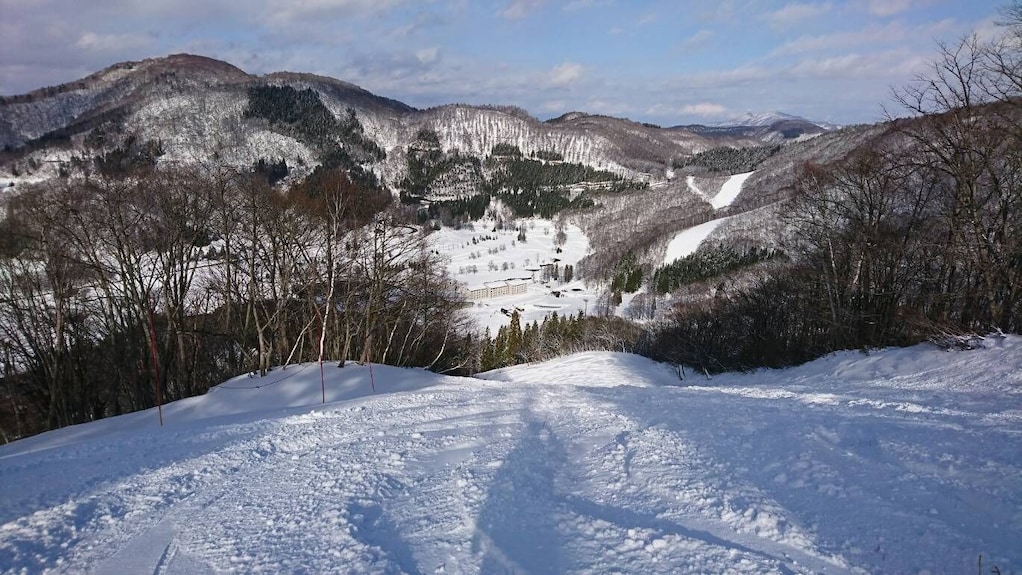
[464,280,529,300]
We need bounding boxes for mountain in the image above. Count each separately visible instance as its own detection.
[2,340,1020,573]
[0,54,702,187]
[669,111,837,143]
[721,111,837,129]
[0,54,845,191]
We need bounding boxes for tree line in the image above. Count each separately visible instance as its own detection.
[0,161,473,441]
[478,310,641,371]
[652,246,783,294]
[673,145,780,175]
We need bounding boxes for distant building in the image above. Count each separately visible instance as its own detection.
[463,280,529,300]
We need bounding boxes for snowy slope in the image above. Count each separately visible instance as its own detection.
[2,339,1021,574]
[663,216,731,264]
[711,171,755,209]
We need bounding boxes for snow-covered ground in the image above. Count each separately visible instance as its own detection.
[430,216,597,333]
[2,337,1020,574]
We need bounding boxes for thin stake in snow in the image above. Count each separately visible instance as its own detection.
[369,361,376,393]
[147,296,164,427]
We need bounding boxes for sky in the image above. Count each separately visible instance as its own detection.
[0,0,1008,126]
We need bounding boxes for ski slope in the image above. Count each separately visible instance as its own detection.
[663,216,731,264]
[712,171,754,209]
[663,171,756,264]
[1,338,1020,574]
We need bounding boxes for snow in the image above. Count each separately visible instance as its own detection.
[663,216,731,264]
[2,337,1021,574]
[711,171,754,209]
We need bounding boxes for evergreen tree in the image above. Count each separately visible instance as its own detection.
[507,311,523,364]
[493,326,509,368]
[480,327,496,371]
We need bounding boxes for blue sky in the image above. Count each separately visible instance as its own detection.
[0,0,1006,125]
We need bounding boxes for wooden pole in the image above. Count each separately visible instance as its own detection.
[147,297,164,427]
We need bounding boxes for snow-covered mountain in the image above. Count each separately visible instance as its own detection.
[1,54,716,187]
[1,338,1019,573]
[722,111,837,130]
[672,111,836,143]
[0,53,843,190]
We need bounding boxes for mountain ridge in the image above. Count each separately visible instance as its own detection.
[1,53,836,171]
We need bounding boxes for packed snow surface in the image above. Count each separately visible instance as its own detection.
[711,171,754,209]
[2,338,1021,574]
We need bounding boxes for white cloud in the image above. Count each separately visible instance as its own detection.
[769,19,956,58]
[74,31,152,53]
[862,0,930,17]
[784,50,930,79]
[541,99,567,112]
[564,0,612,11]
[645,101,730,120]
[680,29,714,51]
[548,61,583,86]
[765,2,832,30]
[681,102,728,116]
[416,47,439,64]
[582,98,632,116]
[264,0,408,22]
[500,0,544,20]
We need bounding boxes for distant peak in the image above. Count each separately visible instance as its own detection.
[546,111,591,123]
[714,111,840,131]
[721,111,801,127]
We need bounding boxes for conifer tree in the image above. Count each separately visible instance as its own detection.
[480,327,496,371]
[507,310,523,364]
[493,325,509,367]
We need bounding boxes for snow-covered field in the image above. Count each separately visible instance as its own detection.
[430,216,597,333]
[2,338,1020,574]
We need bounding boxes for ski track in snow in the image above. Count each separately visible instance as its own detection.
[1,340,1021,574]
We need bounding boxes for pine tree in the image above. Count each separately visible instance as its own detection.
[481,327,496,371]
[544,312,561,339]
[493,325,509,368]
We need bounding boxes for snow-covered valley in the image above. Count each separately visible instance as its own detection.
[1,337,1019,574]
[431,216,596,333]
